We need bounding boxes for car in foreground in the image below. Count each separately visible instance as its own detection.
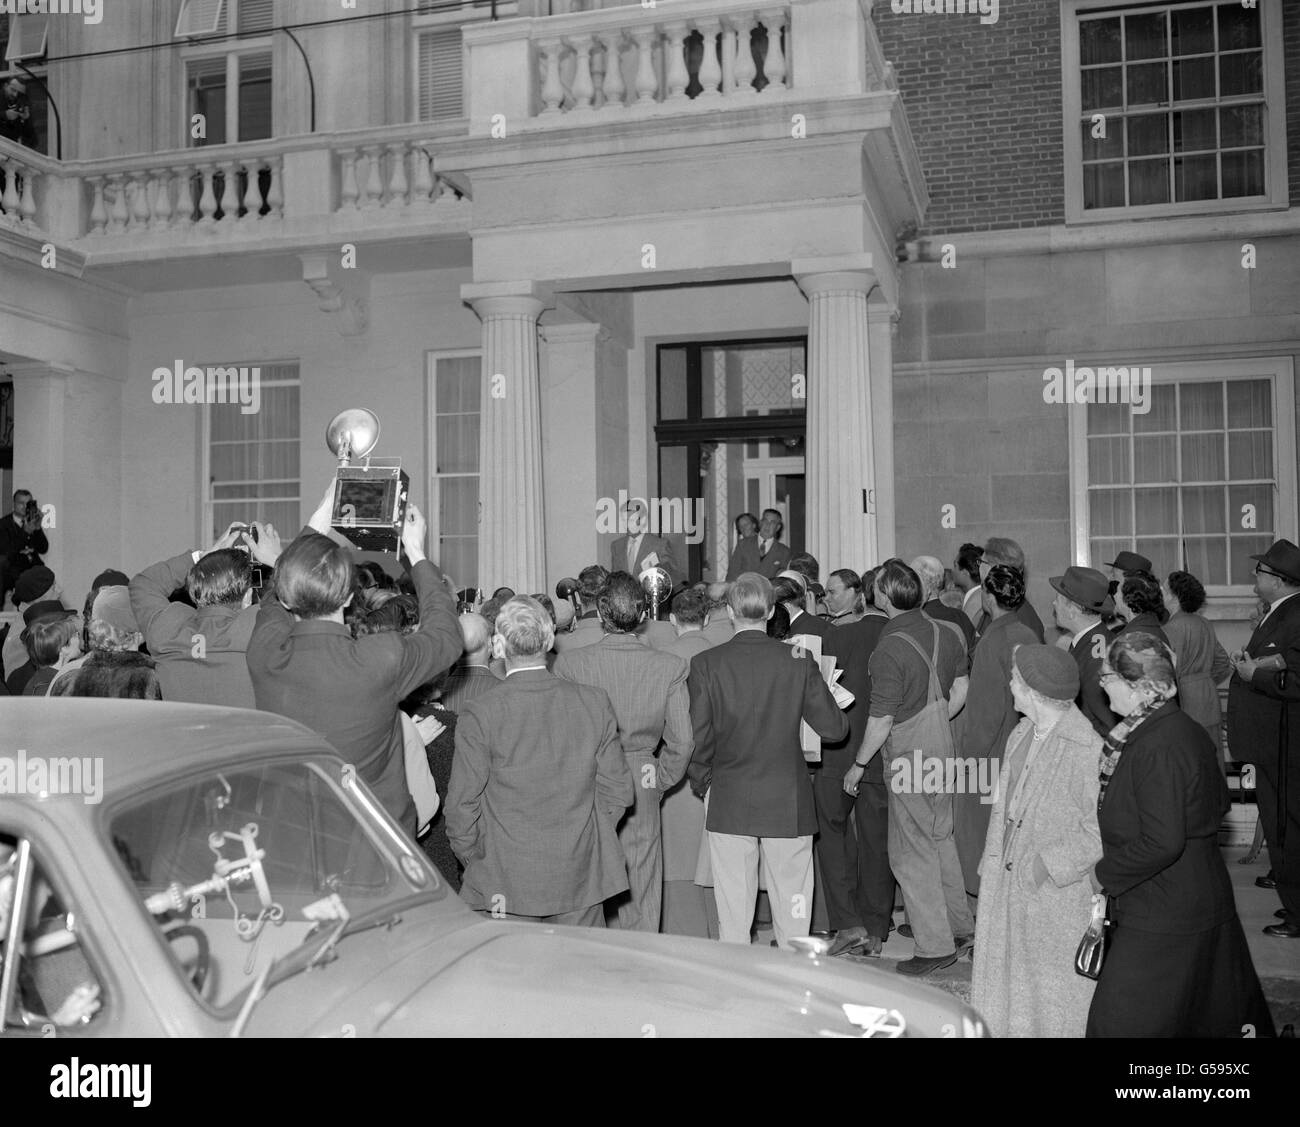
[1,701,987,1037]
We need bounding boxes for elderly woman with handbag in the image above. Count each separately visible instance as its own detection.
[1085,632,1275,1037]
[971,645,1103,1037]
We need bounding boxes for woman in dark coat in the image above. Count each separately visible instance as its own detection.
[1086,631,1274,1037]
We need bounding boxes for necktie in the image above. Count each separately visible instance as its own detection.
[627,537,637,572]
[760,539,769,559]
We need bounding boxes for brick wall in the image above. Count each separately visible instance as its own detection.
[876,1,1300,233]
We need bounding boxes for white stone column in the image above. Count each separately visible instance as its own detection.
[867,302,898,562]
[794,256,879,572]
[465,285,548,592]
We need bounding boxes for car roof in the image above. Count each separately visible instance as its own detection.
[1,700,333,799]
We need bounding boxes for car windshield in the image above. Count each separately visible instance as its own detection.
[106,756,441,1012]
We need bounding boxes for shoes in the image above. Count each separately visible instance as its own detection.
[1256,872,1278,889]
[861,936,883,958]
[1276,909,1293,920]
[887,919,896,936]
[897,923,914,939]
[955,934,975,957]
[1263,922,1300,938]
[896,951,959,976]
[827,927,870,957]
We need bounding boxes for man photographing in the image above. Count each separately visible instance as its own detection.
[0,489,50,609]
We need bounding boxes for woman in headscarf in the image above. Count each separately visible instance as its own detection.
[953,564,1037,898]
[971,644,1102,1037]
[1086,632,1275,1037]
[1161,570,1232,772]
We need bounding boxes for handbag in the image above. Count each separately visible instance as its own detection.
[1074,892,1110,980]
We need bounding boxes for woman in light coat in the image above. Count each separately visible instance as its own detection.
[971,644,1103,1038]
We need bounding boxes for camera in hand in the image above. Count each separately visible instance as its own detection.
[326,409,408,554]
[24,498,40,522]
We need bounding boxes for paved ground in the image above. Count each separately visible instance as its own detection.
[754,845,1299,1032]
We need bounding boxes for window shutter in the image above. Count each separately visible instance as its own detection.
[417,29,464,121]
[175,0,226,38]
[237,0,276,35]
[4,13,50,62]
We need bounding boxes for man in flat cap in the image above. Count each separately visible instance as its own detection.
[1226,539,1300,938]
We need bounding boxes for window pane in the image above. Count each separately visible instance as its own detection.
[1081,16,1123,65]
[1082,66,1123,111]
[436,355,480,414]
[1088,436,1131,485]
[1133,382,1176,432]
[1173,108,1216,152]
[1219,104,1263,149]
[1129,158,1170,206]
[1135,539,1180,578]
[1082,117,1124,160]
[1227,484,1273,537]
[1227,379,1272,428]
[1172,56,1215,102]
[1083,162,1125,209]
[435,414,479,473]
[1128,113,1170,155]
[1087,400,1130,436]
[1219,50,1262,96]
[1133,436,1177,483]
[1218,4,1261,51]
[237,57,272,141]
[1174,153,1218,201]
[1171,5,1214,56]
[1221,150,1264,198]
[1124,12,1167,61]
[1228,430,1272,480]
[1181,485,1226,532]
[1179,380,1223,429]
[659,346,689,421]
[1180,433,1224,481]
[439,537,477,590]
[1089,490,1132,536]
[439,475,478,537]
[1229,535,1273,585]
[1182,537,1226,585]
[1127,62,1168,107]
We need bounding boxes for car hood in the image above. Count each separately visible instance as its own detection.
[247,904,981,1037]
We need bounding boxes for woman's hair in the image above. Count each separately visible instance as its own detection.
[274,533,354,619]
[874,559,923,612]
[1166,570,1207,615]
[983,563,1026,611]
[87,618,141,653]
[860,567,879,607]
[51,651,162,700]
[186,548,252,608]
[24,615,80,668]
[767,601,791,641]
[1119,573,1164,618]
[1107,631,1177,698]
[354,594,419,637]
[354,561,394,592]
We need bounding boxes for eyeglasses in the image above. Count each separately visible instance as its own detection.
[1255,564,1283,579]
[1098,669,1122,685]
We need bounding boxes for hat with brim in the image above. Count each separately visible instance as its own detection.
[19,599,75,642]
[13,565,55,606]
[1104,550,1153,574]
[1250,539,1300,584]
[1048,566,1110,614]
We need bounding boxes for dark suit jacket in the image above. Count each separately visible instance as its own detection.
[787,608,828,639]
[821,615,887,779]
[440,664,501,715]
[726,535,760,582]
[753,539,792,580]
[553,633,693,791]
[1096,703,1234,934]
[1071,623,1120,739]
[447,667,635,915]
[0,512,48,572]
[974,599,1046,645]
[924,598,976,654]
[687,630,848,836]
[130,551,258,709]
[611,533,681,587]
[247,532,462,834]
[1226,591,1300,766]
[1112,611,1170,650]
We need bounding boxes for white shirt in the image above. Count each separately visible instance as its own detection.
[626,532,644,570]
[1071,620,1104,648]
[1259,588,1300,628]
[759,538,772,557]
[504,663,547,677]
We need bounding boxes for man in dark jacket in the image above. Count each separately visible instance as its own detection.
[0,490,49,609]
[687,572,848,948]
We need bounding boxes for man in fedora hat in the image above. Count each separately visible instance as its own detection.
[1226,538,1300,937]
[1104,550,1154,579]
[1051,566,1119,739]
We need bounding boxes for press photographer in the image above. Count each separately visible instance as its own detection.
[0,489,50,610]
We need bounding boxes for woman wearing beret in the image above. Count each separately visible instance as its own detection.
[971,644,1103,1037]
[1086,632,1275,1037]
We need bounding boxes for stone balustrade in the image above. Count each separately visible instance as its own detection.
[0,139,51,232]
[335,139,464,211]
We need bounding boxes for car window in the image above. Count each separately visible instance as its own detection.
[107,759,435,1011]
[0,832,107,1035]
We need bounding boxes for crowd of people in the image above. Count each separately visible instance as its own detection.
[2,482,1296,1038]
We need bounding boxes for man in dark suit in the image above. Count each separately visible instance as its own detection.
[687,573,848,948]
[449,597,635,925]
[818,610,891,956]
[1227,539,1300,937]
[247,487,463,837]
[912,555,976,653]
[774,573,827,639]
[611,499,681,589]
[1051,566,1120,739]
[440,612,501,713]
[0,490,49,609]
[554,572,693,932]
[752,509,793,579]
[554,564,609,654]
[725,513,760,582]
